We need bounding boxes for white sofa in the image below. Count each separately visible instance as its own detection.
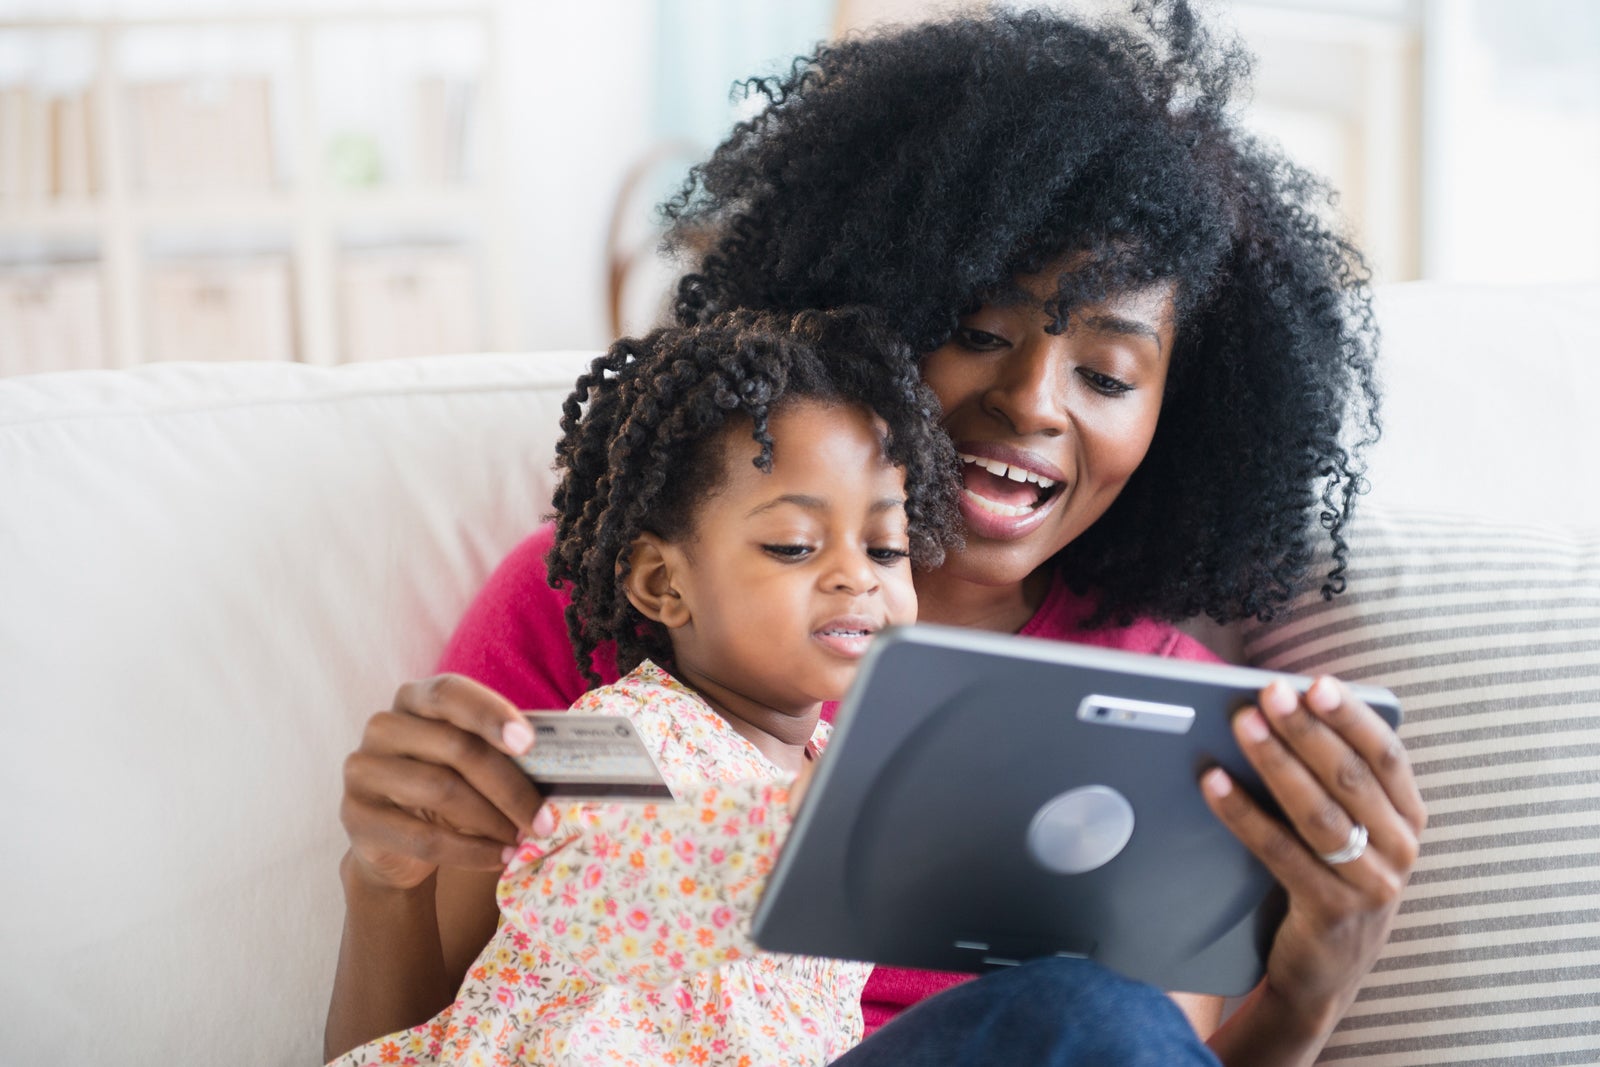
[2,282,1596,1066]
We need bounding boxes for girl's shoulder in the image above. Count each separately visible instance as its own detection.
[571,660,699,718]
[576,662,803,788]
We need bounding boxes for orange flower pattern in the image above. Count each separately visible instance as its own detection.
[329,662,870,1067]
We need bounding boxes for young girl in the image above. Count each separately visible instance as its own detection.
[329,308,960,1066]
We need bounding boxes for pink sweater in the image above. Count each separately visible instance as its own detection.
[438,523,1222,1033]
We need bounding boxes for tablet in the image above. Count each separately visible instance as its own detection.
[750,624,1402,995]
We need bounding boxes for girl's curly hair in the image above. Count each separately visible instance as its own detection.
[548,307,961,684]
[661,1,1379,626]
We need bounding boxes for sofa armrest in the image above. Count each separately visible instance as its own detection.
[0,351,596,1064]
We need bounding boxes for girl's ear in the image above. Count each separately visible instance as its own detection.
[622,533,691,629]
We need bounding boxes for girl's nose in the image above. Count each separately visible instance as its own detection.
[823,547,880,595]
[981,338,1068,436]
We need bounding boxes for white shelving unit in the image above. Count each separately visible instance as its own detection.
[0,7,517,370]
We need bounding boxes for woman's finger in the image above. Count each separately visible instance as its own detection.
[1300,676,1428,836]
[376,679,547,832]
[1232,704,1359,852]
[1229,703,1411,899]
[393,673,536,756]
[1251,677,1424,871]
[341,795,510,878]
[343,750,520,845]
[1200,765,1335,895]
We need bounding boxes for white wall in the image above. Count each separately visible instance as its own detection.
[5,0,1595,353]
[511,0,1599,349]
[1420,0,1600,283]
[496,0,656,349]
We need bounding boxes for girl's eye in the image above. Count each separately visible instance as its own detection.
[763,544,813,560]
[868,546,911,564]
[954,327,1008,352]
[1078,368,1133,397]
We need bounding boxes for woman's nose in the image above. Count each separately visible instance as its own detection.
[982,338,1068,436]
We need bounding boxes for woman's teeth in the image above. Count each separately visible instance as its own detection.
[963,492,1035,517]
[957,453,1060,515]
[958,453,1057,489]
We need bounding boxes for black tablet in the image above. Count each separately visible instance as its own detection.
[751,624,1402,995]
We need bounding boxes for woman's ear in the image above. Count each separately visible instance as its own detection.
[622,533,691,629]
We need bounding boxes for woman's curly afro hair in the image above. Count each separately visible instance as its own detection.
[548,307,962,684]
[661,1,1380,626]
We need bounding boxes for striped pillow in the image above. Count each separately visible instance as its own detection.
[1239,506,1600,1066]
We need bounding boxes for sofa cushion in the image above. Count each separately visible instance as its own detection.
[1241,505,1600,1065]
[0,352,596,1065]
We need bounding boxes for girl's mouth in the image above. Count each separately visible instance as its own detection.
[813,623,878,658]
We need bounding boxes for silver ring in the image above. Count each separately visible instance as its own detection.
[1319,822,1369,866]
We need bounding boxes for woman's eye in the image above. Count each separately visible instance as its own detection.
[868,546,911,564]
[1079,368,1133,397]
[954,327,1008,352]
[763,544,813,560]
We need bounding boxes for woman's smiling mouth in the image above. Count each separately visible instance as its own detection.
[958,451,1060,516]
[955,449,1067,535]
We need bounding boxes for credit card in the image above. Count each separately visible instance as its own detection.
[513,712,676,800]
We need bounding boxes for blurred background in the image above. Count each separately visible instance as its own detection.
[1,0,1596,375]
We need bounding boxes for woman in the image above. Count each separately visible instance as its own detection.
[327,5,1425,1063]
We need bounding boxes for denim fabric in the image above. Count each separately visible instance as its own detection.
[833,957,1222,1067]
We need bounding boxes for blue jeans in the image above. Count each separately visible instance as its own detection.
[834,957,1222,1066]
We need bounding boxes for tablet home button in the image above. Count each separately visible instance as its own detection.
[1026,785,1135,875]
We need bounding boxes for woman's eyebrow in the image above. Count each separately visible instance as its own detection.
[1003,290,1169,350]
[1075,313,1162,346]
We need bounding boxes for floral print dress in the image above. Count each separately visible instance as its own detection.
[330,661,871,1067]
